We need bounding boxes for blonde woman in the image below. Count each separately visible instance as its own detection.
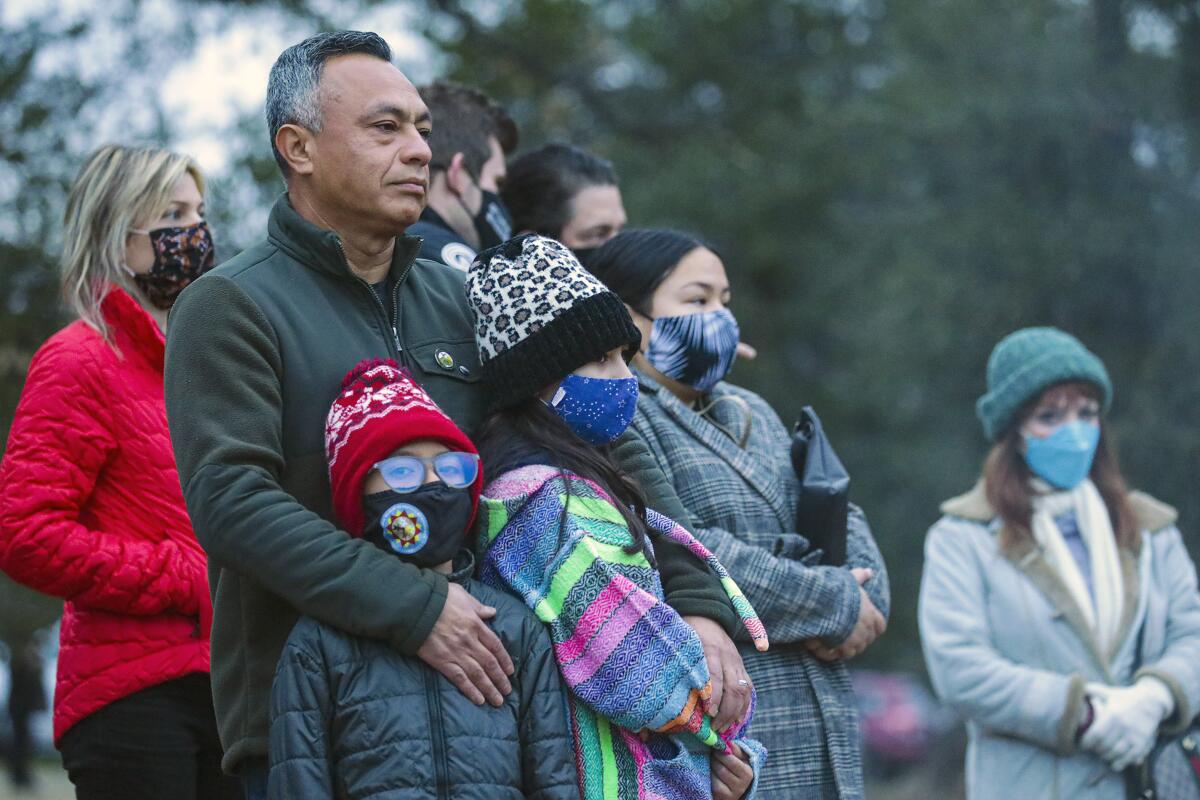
[0,145,237,799]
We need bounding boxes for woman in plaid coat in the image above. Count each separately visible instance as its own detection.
[586,229,891,799]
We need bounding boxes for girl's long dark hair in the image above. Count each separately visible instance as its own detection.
[476,398,653,563]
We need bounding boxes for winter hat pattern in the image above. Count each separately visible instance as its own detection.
[465,234,642,410]
[976,327,1112,441]
[325,359,481,536]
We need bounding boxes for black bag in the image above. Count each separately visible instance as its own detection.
[1126,608,1200,800]
[790,406,850,566]
[1127,734,1200,800]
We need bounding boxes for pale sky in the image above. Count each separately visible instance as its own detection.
[5,0,434,172]
[162,3,434,171]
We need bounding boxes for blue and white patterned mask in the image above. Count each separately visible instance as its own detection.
[546,374,640,446]
[645,308,739,392]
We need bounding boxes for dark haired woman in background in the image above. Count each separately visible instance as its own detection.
[586,228,890,799]
[919,327,1200,799]
[467,234,768,800]
[500,143,627,254]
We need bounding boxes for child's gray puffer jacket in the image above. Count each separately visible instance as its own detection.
[267,552,580,800]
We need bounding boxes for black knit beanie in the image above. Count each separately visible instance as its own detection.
[466,234,642,411]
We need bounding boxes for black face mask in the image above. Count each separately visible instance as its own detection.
[361,482,473,568]
[473,190,513,250]
[570,245,599,268]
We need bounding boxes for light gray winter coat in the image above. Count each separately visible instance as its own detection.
[919,482,1200,800]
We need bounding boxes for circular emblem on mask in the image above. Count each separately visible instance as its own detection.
[379,503,429,554]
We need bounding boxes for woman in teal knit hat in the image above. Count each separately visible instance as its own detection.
[918,326,1200,800]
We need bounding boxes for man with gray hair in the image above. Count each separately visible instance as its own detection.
[164,30,749,797]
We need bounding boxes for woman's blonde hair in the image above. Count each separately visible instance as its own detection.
[60,144,205,340]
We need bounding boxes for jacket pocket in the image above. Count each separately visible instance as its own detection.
[408,340,482,384]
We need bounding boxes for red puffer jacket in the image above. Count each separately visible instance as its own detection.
[0,287,211,742]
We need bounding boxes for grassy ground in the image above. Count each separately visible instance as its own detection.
[5,755,965,799]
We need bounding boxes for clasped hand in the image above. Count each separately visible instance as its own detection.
[805,567,885,662]
[1080,678,1174,772]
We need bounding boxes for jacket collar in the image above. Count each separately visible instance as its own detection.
[941,479,1177,671]
[102,286,164,371]
[418,205,452,232]
[940,479,1178,532]
[634,368,791,529]
[266,193,423,283]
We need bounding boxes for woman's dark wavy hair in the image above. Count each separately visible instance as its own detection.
[583,228,709,314]
[983,381,1138,551]
[475,397,654,564]
[500,143,618,239]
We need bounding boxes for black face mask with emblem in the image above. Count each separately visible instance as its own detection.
[361,482,473,568]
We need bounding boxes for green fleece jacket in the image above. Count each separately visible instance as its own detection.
[163,194,736,774]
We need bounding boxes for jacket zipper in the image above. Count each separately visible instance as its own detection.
[424,666,451,800]
[335,239,406,355]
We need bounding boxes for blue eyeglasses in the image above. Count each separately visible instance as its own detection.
[372,451,480,493]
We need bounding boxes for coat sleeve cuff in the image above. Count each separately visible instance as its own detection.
[1136,666,1192,735]
[1056,673,1087,755]
[670,597,739,635]
[390,572,450,655]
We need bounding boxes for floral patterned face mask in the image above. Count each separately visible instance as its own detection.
[126,220,215,310]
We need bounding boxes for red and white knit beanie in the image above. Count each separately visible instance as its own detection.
[325,359,481,537]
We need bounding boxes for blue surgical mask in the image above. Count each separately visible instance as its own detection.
[645,308,740,392]
[546,374,639,446]
[1023,420,1101,490]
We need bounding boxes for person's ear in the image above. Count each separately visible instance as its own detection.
[446,152,472,197]
[276,124,317,176]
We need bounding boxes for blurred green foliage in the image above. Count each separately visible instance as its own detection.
[2,0,1199,671]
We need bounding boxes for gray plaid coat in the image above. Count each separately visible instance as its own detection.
[615,370,890,799]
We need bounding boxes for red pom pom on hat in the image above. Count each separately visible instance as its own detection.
[326,359,480,537]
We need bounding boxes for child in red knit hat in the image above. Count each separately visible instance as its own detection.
[265,359,579,800]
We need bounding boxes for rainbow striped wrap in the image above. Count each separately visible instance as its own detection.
[477,465,769,799]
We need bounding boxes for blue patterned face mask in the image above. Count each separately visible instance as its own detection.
[546,374,640,446]
[1023,420,1100,490]
[645,308,740,392]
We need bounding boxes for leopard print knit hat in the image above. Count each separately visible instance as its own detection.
[466,234,641,411]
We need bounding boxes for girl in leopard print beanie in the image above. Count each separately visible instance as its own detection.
[464,234,769,800]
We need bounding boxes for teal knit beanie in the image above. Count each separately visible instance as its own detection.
[976,327,1112,441]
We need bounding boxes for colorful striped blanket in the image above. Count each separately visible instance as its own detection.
[477,464,769,800]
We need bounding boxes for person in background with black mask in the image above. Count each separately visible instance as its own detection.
[503,146,758,361]
[501,142,626,263]
[0,145,238,799]
[410,81,517,271]
[268,359,578,800]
